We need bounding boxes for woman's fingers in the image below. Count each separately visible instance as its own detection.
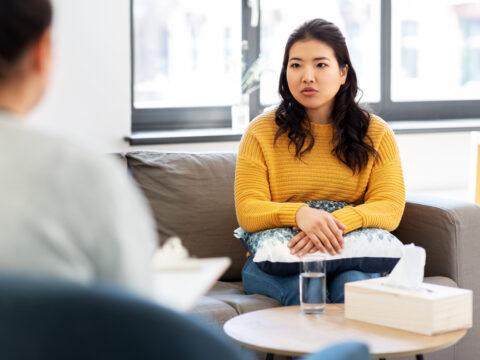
[294,207,347,255]
[289,232,309,255]
[287,231,306,249]
[334,217,348,231]
[308,233,330,255]
[327,218,345,251]
[291,237,310,255]
[320,222,342,254]
[296,241,314,257]
[332,217,346,249]
[319,232,337,256]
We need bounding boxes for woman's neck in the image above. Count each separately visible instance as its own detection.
[0,81,33,115]
[305,103,334,125]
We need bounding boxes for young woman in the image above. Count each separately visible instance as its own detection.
[235,18,405,305]
[0,0,157,295]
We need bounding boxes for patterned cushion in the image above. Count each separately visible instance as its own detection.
[234,201,403,276]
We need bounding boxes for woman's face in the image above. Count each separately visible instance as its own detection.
[286,39,347,121]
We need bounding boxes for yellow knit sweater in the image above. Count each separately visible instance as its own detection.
[235,110,406,234]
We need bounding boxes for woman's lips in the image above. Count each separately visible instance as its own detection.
[301,88,318,96]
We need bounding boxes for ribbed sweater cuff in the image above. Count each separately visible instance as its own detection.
[332,207,363,234]
[277,203,308,227]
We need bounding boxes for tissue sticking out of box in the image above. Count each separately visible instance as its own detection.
[152,237,201,270]
[383,243,426,290]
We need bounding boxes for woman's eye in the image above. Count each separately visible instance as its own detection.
[290,63,300,68]
[317,63,326,68]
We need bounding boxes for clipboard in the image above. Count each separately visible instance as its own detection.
[153,257,231,311]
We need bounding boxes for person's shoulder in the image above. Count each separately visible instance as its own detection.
[0,120,83,166]
[244,108,278,140]
[58,140,129,194]
[43,129,117,175]
[248,108,277,132]
[0,121,139,222]
[368,114,395,137]
[368,114,390,132]
[12,124,128,192]
[366,114,400,154]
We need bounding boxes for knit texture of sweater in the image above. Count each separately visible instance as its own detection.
[235,110,406,234]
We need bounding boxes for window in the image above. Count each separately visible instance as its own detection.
[131,0,242,131]
[259,0,380,105]
[391,0,480,101]
[399,21,418,79]
[130,0,480,140]
[133,0,241,108]
[463,18,480,84]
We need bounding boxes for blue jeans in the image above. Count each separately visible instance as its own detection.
[242,256,381,305]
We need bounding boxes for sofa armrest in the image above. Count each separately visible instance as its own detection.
[393,194,480,359]
[392,193,480,287]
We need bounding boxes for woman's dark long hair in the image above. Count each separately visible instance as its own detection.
[275,18,378,174]
[0,0,52,82]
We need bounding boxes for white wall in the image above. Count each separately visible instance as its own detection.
[396,132,471,198]
[29,0,131,152]
[27,0,475,201]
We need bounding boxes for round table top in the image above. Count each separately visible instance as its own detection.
[223,304,467,358]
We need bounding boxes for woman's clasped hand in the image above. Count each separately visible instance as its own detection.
[288,206,347,257]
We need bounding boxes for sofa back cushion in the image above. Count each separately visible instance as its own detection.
[124,151,244,281]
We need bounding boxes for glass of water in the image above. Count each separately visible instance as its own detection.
[299,256,326,314]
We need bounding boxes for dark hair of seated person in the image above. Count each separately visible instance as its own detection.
[0,0,52,83]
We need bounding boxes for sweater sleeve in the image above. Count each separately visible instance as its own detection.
[331,128,406,233]
[235,130,307,232]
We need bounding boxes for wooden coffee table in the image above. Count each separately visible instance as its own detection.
[223,304,467,359]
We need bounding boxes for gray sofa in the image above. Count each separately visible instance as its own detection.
[119,150,480,360]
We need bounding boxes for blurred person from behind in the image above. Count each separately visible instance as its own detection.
[0,0,157,295]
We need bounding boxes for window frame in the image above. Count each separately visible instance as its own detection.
[130,0,480,136]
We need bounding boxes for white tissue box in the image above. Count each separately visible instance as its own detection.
[345,277,472,335]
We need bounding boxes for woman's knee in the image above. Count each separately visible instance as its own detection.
[241,258,299,306]
[281,279,301,306]
[241,257,264,295]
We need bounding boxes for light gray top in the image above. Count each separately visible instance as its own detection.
[0,111,157,296]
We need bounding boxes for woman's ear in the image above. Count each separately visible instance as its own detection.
[340,64,348,85]
[32,29,52,76]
